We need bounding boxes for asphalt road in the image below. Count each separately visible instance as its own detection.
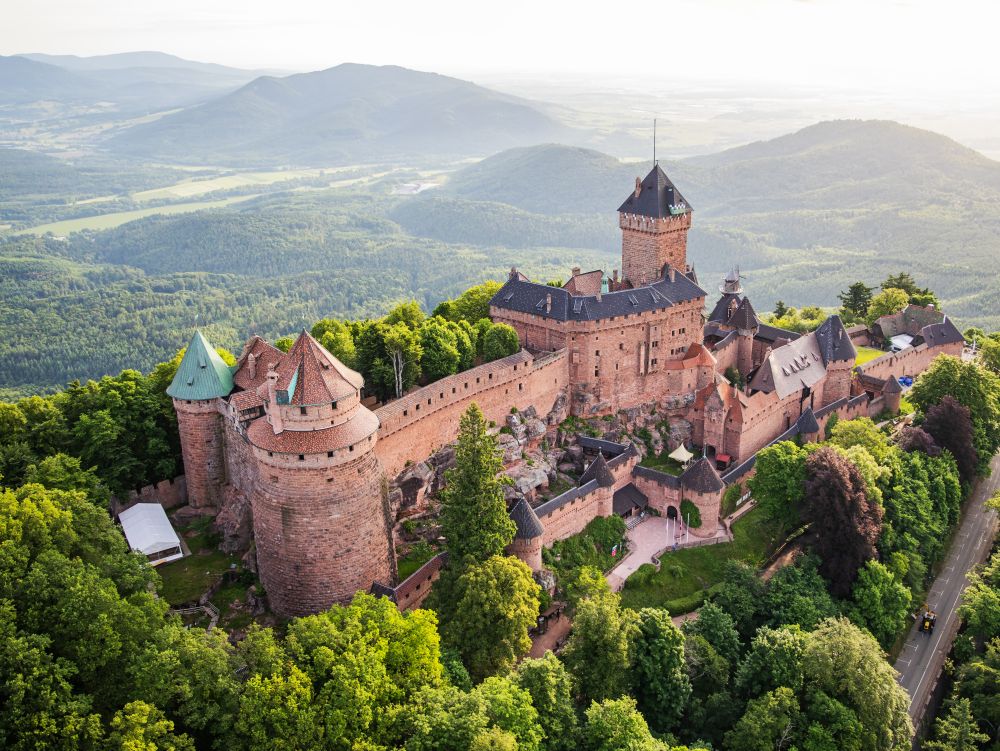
[894,452,1000,726]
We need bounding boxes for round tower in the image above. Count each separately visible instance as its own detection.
[247,331,394,617]
[167,331,234,509]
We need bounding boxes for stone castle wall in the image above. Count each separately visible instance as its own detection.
[858,341,963,382]
[620,213,691,285]
[118,475,188,510]
[252,448,394,617]
[375,349,569,479]
[173,398,226,508]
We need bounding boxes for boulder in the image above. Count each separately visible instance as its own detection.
[397,461,434,510]
[508,464,550,500]
[525,418,547,440]
[534,568,557,594]
[498,432,522,464]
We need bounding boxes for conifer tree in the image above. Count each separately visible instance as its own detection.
[439,403,516,563]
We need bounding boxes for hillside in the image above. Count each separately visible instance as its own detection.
[108,63,575,165]
[0,55,96,104]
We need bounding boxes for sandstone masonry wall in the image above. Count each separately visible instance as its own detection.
[174,398,226,508]
[620,213,691,285]
[858,342,963,381]
[252,448,394,617]
[375,350,569,479]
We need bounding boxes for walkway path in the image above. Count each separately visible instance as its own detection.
[894,453,1000,730]
[606,515,728,591]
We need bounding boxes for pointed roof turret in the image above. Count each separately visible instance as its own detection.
[720,267,743,295]
[814,315,856,365]
[730,297,760,331]
[680,457,725,493]
[796,407,820,436]
[166,330,234,400]
[882,374,903,394]
[581,452,616,487]
[510,499,544,540]
[276,330,364,405]
[618,164,691,219]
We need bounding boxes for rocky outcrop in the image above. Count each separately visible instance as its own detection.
[214,486,253,554]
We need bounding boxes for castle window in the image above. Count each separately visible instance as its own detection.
[619,343,624,350]
[518,383,524,391]
[416,404,420,411]
[427,398,432,406]
[332,401,337,409]
[595,350,600,356]
[452,387,456,394]
[488,373,492,380]
[327,477,334,483]
[327,451,334,458]
[595,367,600,377]
[268,451,273,457]
[270,475,278,483]
[349,445,354,452]
[300,407,307,415]
[476,377,480,384]
[403,409,408,416]
[440,392,444,399]
[651,358,658,365]
[464,382,469,389]
[298,454,304,461]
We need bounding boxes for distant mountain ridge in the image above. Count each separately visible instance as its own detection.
[107,63,576,165]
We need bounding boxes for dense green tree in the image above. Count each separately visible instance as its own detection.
[419,318,461,382]
[909,355,1000,476]
[880,273,940,308]
[312,318,358,368]
[724,686,801,751]
[802,618,913,751]
[384,322,423,400]
[747,441,807,529]
[865,288,910,328]
[384,300,426,330]
[923,396,979,485]
[483,323,521,362]
[829,417,895,464]
[772,300,789,318]
[107,701,195,751]
[712,561,765,640]
[800,690,864,751]
[441,556,539,682]
[631,608,691,732]
[447,282,503,324]
[682,602,741,667]
[448,320,477,371]
[923,698,989,751]
[513,653,579,751]
[473,676,544,751]
[563,592,637,704]
[803,447,882,597]
[563,565,611,610]
[977,336,1000,376]
[23,454,109,507]
[583,696,672,751]
[958,552,1000,641]
[234,664,323,751]
[848,561,911,650]
[386,684,493,751]
[761,556,838,631]
[735,626,807,700]
[274,336,295,353]
[438,404,516,563]
[954,639,1000,736]
[838,282,876,322]
[683,633,730,701]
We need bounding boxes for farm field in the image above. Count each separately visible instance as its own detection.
[15,194,262,236]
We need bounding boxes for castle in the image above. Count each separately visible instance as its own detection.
[167,163,965,616]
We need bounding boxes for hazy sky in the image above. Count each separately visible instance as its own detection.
[3,0,999,94]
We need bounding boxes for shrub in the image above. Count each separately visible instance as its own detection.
[680,499,702,528]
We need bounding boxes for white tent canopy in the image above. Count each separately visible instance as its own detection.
[668,444,695,464]
[119,503,184,566]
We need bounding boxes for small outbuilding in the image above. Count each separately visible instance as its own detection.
[118,503,184,566]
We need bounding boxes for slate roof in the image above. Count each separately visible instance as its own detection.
[730,297,759,331]
[748,331,827,399]
[613,484,649,515]
[680,457,725,493]
[618,164,692,218]
[756,323,801,343]
[510,499,544,539]
[276,331,364,406]
[708,293,741,324]
[166,330,234,401]
[883,374,903,394]
[490,268,706,323]
[576,436,630,457]
[633,465,681,489]
[580,452,615,487]
[814,315,856,365]
[535,480,600,517]
[796,407,820,435]
[921,317,965,347]
[874,304,944,339]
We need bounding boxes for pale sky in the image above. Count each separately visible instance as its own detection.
[3,0,999,94]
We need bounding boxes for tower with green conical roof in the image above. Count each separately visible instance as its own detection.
[168,330,233,508]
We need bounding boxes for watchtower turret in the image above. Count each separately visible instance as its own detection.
[617,164,692,287]
[167,331,233,509]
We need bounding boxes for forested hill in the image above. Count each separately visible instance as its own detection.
[397,120,1000,328]
[109,63,575,166]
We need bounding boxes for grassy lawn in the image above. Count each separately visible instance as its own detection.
[638,452,685,476]
[156,530,239,607]
[396,542,438,581]
[619,508,786,613]
[855,345,885,365]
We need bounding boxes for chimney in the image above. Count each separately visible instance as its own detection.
[613,269,619,285]
[248,352,257,381]
[571,266,581,277]
[634,176,642,198]
[669,267,676,283]
[596,288,602,303]
[509,266,518,280]
[266,364,283,434]
[545,293,552,314]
